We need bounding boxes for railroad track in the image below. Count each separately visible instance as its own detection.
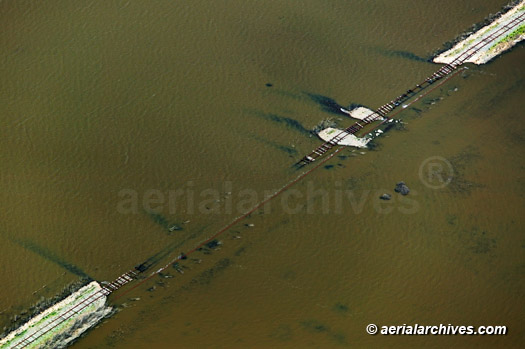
[296,11,525,167]
[9,9,525,349]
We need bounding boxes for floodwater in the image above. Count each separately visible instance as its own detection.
[1,0,523,347]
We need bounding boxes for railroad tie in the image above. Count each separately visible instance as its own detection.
[377,109,386,116]
[363,114,374,122]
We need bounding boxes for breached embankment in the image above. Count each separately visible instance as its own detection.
[3,3,523,349]
[0,282,111,349]
[434,0,525,64]
[319,2,525,149]
[315,106,386,148]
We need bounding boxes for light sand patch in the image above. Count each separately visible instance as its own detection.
[318,128,370,148]
[340,107,381,121]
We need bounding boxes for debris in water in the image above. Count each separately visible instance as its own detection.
[173,263,185,274]
[168,224,183,232]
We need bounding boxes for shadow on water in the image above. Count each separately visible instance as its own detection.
[134,230,202,273]
[11,238,91,279]
[267,88,306,101]
[247,134,298,155]
[145,210,183,234]
[305,93,349,116]
[249,110,311,135]
[373,47,430,62]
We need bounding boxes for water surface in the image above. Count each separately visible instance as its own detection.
[0,0,523,347]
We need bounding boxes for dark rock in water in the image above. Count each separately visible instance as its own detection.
[394,181,410,195]
[380,193,392,200]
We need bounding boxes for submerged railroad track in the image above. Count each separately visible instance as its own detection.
[7,9,525,349]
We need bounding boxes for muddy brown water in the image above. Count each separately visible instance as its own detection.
[1,0,523,347]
